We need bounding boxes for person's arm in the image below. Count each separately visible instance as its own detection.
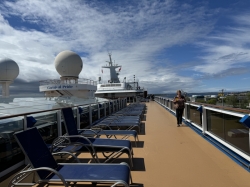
[173,97,177,103]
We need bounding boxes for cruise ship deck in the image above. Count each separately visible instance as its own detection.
[1,101,250,187]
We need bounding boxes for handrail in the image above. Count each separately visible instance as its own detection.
[0,99,118,120]
[156,96,249,114]
[190,102,250,114]
[0,102,98,120]
[39,78,97,86]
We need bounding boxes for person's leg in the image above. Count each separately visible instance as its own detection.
[176,109,180,126]
[179,109,184,125]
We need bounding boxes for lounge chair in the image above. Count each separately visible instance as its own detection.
[94,117,141,132]
[59,107,134,166]
[78,109,140,146]
[10,127,132,187]
[79,128,139,147]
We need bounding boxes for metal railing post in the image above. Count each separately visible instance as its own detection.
[109,102,111,114]
[104,102,106,117]
[23,115,27,131]
[23,115,29,164]
[98,103,100,119]
[89,104,92,125]
[118,99,120,110]
[57,110,62,136]
[202,106,207,134]
[184,103,188,120]
[76,107,80,129]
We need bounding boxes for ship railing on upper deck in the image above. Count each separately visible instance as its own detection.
[155,96,250,169]
[0,98,127,179]
[39,78,97,86]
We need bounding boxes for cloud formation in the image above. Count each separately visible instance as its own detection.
[193,13,250,76]
[0,0,249,94]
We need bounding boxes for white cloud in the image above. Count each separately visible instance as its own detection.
[0,0,215,93]
[193,14,250,75]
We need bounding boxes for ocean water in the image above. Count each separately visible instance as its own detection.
[0,94,44,103]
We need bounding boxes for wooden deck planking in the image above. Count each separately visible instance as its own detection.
[135,101,250,187]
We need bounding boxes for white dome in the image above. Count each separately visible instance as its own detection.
[54,50,83,77]
[0,58,19,81]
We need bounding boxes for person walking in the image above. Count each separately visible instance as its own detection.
[173,90,186,127]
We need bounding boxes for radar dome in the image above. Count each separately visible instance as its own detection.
[0,58,19,81]
[54,50,83,78]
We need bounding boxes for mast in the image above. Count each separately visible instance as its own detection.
[102,53,121,83]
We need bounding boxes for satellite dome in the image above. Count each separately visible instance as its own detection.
[54,50,83,78]
[0,58,19,81]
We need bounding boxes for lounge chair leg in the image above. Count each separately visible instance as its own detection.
[134,138,137,147]
[130,171,133,184]
[128,152,133,167]
[136,135,139,142]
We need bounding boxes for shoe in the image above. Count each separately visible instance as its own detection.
[177,124,180,127]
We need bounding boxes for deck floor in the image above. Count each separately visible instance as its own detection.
[1,101,250,187]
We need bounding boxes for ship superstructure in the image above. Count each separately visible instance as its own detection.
[39,50,97,104]
[95,53,144,99]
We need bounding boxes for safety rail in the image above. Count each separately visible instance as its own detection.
[155,96,250,170]
[39,78,97,86]
[0,98,127,178]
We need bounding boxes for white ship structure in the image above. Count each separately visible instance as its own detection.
[95,53,144,99]
[39,50,97,105]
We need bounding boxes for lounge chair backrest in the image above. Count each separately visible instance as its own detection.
[14,128,58,179]
[61,107,79,137]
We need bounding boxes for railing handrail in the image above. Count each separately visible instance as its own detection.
[0,101,112,120]
[156,96,249,114]
[39,78,97,86]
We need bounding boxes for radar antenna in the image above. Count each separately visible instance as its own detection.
[106,51,113,66]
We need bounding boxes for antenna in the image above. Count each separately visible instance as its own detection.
[219,89,225,96]
[219,89,226,106]
[106,52,113,66]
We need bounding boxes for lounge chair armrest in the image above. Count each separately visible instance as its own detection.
[78,128,100,135]
[52,152,81,163]
[8,167,68,187]
[111,181,129,187]
[58,135,98,156]
[94,124,112,130]
[90,127,108,136]
[50,136,71,152]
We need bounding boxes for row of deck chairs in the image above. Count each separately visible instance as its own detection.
[91,103,145,132]
[78,103,145,146]
[9,103,146,187]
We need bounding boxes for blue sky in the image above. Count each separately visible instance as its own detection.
[1,0,250,95]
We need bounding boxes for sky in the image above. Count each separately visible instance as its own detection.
[1,0,250,95]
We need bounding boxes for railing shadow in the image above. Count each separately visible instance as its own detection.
[141,115,146,121]
[131,141,144,148]
[139,123,145,135]
[75,157,146,171]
